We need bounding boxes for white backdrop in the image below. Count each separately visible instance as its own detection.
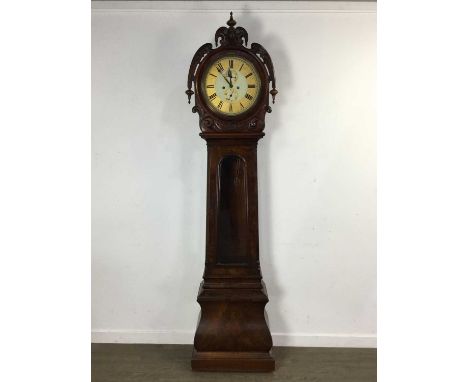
[92,1,376,347]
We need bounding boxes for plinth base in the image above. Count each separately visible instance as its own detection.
[192,281,275,372]
[191,349,275,372]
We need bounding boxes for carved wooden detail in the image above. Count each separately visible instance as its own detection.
[186,12,278,372]
[186,12,278,133]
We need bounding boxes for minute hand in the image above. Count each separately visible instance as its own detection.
[217,69,232,88]
[227,69,234,87]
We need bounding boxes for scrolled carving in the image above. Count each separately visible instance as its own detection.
[215,12,248,47]
[251,42,278,103]
[249,119,258,128]
[186,13,277,372]
[200,116,215,132]
[187,12,278,133]
[249,118,265,131]
[186,43,212,103]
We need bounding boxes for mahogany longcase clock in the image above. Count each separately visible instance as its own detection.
[185,13,278,372]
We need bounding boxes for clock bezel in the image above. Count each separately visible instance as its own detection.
[194,47,269,127]
[200,53,262,117]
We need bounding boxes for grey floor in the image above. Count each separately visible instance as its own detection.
[92,344,377,382]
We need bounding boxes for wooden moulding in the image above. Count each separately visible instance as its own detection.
[191,281,274,372]
[192,350,275,372]
[187,12,277,373]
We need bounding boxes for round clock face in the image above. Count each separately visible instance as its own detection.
[202,56,261,116]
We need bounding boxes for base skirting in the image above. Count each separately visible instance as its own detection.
[92,329,376,348]
[192,349,274,372]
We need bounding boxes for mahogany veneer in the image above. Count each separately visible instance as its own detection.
[186,13,278,372]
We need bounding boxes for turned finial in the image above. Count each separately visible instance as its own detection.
[227,12,236,27]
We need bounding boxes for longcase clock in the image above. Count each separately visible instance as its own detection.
[185,12,278,372]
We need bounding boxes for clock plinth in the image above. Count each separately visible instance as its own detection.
[186,13,278,372]
[192,282,274,372]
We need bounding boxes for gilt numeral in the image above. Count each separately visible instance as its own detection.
[209,73,217,78]
[207,84,214,88]
[240,102,245,109]
[209,93,217,101]
[217,101,223,109]
[245,93,253,101]
[229,59,234,69]
[245,73,253,78]
[239,63,244,71]
[248,84,256,88]
[216,62,224,72]
[229,103,233,112]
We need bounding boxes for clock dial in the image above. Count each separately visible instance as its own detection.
[202,56,261,116]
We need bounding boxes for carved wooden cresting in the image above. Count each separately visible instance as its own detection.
[186,13,278,372]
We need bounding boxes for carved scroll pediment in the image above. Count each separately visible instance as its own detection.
[251,43,278,104]
[215,13,248,47]
[186,43,212,104]
[186,12,278,130]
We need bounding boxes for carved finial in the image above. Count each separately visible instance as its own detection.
[270,89,278,104]
[227,12,236,27]
[215,12,248,46]
[185,89,194,104]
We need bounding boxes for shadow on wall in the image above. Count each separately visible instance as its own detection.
[157,21,206,331]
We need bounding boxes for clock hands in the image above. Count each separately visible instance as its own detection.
[214,67,244,103]
[227,69,243,101]
[221,74,232,88]
[227,69,234,88]
[217,67,232,88]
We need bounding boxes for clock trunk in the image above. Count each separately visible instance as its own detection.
[192,132,274,372]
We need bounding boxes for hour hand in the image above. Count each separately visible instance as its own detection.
[223,74,233,88]
[227,69,234,87]
[217,68,232,87]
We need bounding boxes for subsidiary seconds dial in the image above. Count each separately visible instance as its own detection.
[202,56,261,116]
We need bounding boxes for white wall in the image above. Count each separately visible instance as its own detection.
[92,1,376,347]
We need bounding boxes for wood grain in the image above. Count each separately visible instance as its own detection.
[186,13,277,371]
